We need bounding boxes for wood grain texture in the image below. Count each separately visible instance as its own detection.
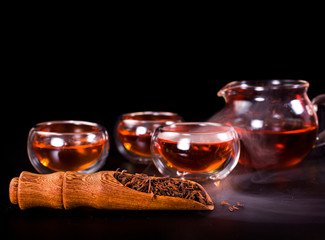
[9,177,18,204]
[18,171,64,210]
[9,171,214,211]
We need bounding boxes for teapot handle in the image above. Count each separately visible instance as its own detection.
[312,94,325,147]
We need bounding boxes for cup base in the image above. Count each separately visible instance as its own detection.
[30,155,107,174]
[126,157,153,165]
[161,168,231,182]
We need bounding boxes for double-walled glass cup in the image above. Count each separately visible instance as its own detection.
[151,122,240,181]
[115,111,183,164]
[28,120,109,174]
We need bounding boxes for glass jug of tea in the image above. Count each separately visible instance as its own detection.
[209,80,325,170]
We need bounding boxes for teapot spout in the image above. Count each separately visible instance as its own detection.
[217,81,240,98]
[209,81,241,124]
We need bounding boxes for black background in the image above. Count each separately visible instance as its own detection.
[2,10,325,240]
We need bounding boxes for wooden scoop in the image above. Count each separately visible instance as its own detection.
[9,171,214,210]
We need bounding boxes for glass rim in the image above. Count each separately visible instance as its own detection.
[159,122,235,135]
[218,79,309,96]
[120,111,182,124]
[32,120,106,135]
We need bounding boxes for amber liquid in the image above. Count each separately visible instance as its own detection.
[117,128,152,157]
[156,138,234,173]
[117,113,181,158]
[236,126,317,169]
[32,123,106,172]
[33,140,105,172]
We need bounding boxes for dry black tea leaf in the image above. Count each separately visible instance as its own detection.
[114,169,212,206]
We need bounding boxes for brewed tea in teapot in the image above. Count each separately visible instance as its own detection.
[209,80,324,170]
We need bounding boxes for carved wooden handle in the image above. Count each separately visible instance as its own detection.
[9,171,214,210]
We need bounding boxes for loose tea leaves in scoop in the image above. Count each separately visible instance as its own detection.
[10,171,214,210]
[113,169,213,206]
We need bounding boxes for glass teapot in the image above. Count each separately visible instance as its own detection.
[209,80,325,170]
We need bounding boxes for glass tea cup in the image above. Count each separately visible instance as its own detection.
[28,120,109,174]
[115,111,183,164]
[151,122,240,181]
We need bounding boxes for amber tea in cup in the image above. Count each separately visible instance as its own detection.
[28,120,109,173]
[151,122,240,181]
[115,111,182,163]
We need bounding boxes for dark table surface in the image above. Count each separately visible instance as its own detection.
[3,146,325,240]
